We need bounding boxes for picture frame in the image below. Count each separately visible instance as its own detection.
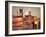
[5,1,45,36]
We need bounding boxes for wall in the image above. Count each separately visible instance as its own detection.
[0,0,46,37]
[12,6,40,17]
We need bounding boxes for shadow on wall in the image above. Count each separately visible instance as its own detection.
[5,36,13,37]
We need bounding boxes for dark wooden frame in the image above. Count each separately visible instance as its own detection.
[5,1,45,36]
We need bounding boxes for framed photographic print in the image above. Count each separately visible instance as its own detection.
[5,1,45,36]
